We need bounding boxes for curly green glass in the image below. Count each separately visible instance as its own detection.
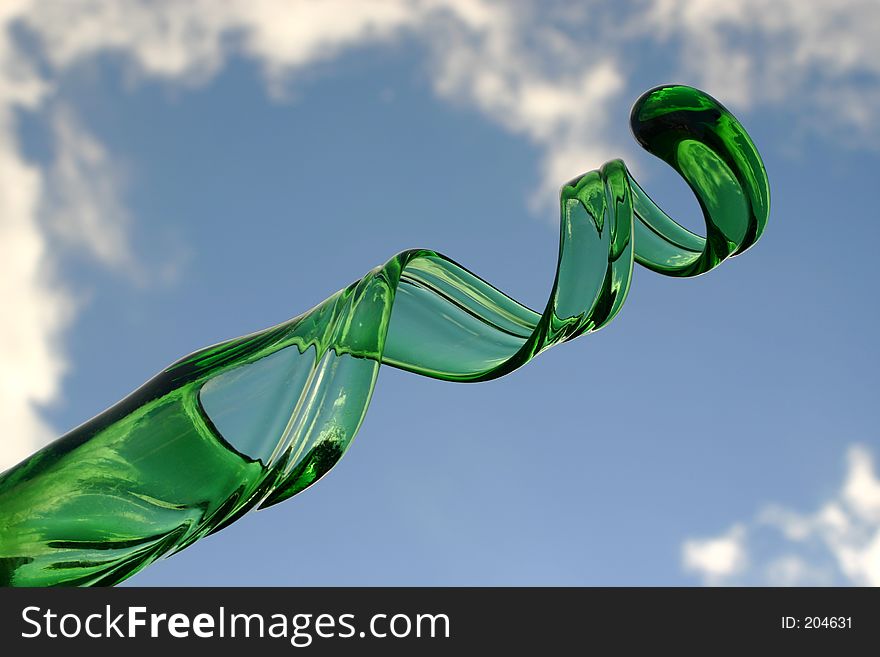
[0,85,769,586]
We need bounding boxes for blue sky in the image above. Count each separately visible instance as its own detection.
[1,0,879,586]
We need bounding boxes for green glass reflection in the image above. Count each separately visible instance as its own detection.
[0,85,769,586]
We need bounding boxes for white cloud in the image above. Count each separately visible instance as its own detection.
[0,109,73,469]
[45,105,138,275]
[644,0,880,144]
[762,555,833,587]
[682,524,748,584]
[19,0,628,205]
[1,0,879,471]
[0,0,145,470]
[682,444,880,586]
[0,0,69,470]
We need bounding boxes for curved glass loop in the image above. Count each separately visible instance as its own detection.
[0,85,769,586]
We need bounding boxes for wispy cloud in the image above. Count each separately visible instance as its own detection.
[643,0,880,145]
[0,0,68,469]
[1,0,879,473]
[18,0,630,206]
[44,105,139,276]
[682,524,749,585]
[682,445,880,586]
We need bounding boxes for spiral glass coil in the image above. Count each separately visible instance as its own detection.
[0,85,769,586]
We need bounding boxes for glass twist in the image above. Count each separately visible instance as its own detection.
[0,85,770,586]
